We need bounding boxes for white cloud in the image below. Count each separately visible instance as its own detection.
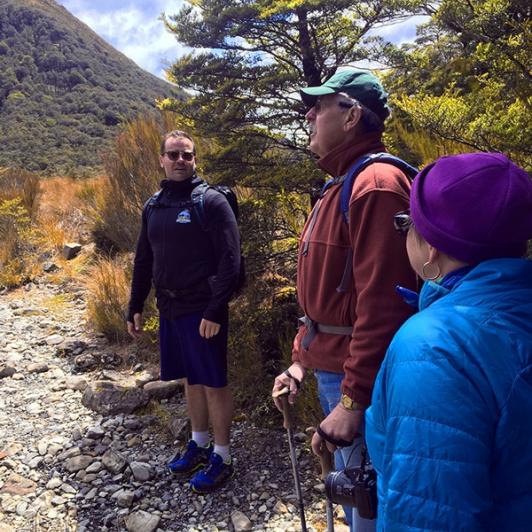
[57,2,428,79]
[57,0,187,78]
[368,15,430,45]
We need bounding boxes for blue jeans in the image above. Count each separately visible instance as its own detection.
[315,370,376,532]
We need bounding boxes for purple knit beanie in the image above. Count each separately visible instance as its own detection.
[410,152,532,263]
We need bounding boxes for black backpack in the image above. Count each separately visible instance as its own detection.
[191,182,246,294]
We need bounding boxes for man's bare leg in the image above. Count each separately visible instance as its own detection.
[204,385,233,446]
[185,382,209,432]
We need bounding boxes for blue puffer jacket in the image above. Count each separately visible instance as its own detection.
[366,258,532,531]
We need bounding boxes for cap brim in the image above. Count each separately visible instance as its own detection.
[300,85,336,107]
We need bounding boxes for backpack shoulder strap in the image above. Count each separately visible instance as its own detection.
[146,189,162,208]
[335,153,418,293]
[339,153,418,224]
[190,181,210,229]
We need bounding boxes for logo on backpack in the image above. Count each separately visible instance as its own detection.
[176,209,192,224]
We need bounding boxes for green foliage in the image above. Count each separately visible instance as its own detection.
[0,167,40,288]
[382,0,532,169]
[0,166,40,217]
[162,0,427,174]
[0,196,33,287]
[158,0,431,415]
[90,113,175,253]
[0,0,179,175]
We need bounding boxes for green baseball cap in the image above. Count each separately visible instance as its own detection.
[300,69,390,121]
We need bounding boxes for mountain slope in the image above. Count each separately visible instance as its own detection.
[0,0,180,175]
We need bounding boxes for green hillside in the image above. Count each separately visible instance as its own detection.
[0,0,179,175]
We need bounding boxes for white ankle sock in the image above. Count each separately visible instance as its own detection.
[214,444,231,463]
[192,431,210,448]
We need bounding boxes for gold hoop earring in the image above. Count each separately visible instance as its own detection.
[422,261,441,281]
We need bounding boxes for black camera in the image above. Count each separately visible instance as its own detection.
[324,459,377,519]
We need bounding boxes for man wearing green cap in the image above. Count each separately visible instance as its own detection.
[273,69,417,530]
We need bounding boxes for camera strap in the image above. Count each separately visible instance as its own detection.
[316,425,354,448]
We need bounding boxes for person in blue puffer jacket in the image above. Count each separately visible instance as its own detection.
[365,152,532,531]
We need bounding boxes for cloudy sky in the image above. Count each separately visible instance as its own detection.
[57,1,426,80]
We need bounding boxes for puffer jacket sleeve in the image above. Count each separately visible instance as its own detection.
[366,313,495,531]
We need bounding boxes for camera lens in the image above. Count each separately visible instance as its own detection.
[325,470,358,507]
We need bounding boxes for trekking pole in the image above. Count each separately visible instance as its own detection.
[273,387,308,532]
[319,447,335,532]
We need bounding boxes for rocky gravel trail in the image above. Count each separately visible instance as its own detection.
[0,280,347,532]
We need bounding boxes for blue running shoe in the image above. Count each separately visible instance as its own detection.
[168,440,213,475]
[189,452,234,493]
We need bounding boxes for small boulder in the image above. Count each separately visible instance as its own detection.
[81,381,150,415]
[63,455,94,473]
[143,380,181,400]
[231,510,252,531]
[0,473,37,496]
[27,362,49,374]
[125,511,160,532]
[62,243,82,260]
[43,262,59,273]
[129,462,153,482]
[74,353,98,372]
[102,449,128,474]
[0,365,16,379]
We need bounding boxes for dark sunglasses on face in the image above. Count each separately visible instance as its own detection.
[164,150,195,162]
[393,209,412,234]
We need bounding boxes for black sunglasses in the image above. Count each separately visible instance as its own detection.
[393,210,412,234]
[164,150,195,162]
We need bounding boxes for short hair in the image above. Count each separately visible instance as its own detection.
[336,92,385,134]
[359,105,385,134]
[160,130,196,155]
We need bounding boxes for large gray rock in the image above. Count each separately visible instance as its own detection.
[43,262,59,273]
[124,510,160,532]
[102,449,127,474]
[113,488,135,508]
[45,334,64,346]
[129,462,153,482]
[27,362,49,374]
[63,455,94,473]
[143,380,181,400]
[62,243,82,260]
[81,381,150,415]
[231,510,253,531]
[0,365,16,379]
[65,376,88,391]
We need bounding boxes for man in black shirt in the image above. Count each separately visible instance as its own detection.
[127,130,240,493]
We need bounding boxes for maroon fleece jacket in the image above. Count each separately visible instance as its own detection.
[292,134,417,406]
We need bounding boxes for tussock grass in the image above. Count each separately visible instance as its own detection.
[84,254,158,345]
[37,175,101,250]
[0,167,40,218]
[92,113,173,253]
[85,255,132,344]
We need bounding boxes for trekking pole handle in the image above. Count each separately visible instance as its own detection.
[319,446,334,480]
[272,386,291,430]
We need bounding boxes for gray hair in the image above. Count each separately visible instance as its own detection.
[336,92,385,133]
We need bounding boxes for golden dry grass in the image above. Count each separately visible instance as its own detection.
[85,255,132,344]
[37,175,104,251]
